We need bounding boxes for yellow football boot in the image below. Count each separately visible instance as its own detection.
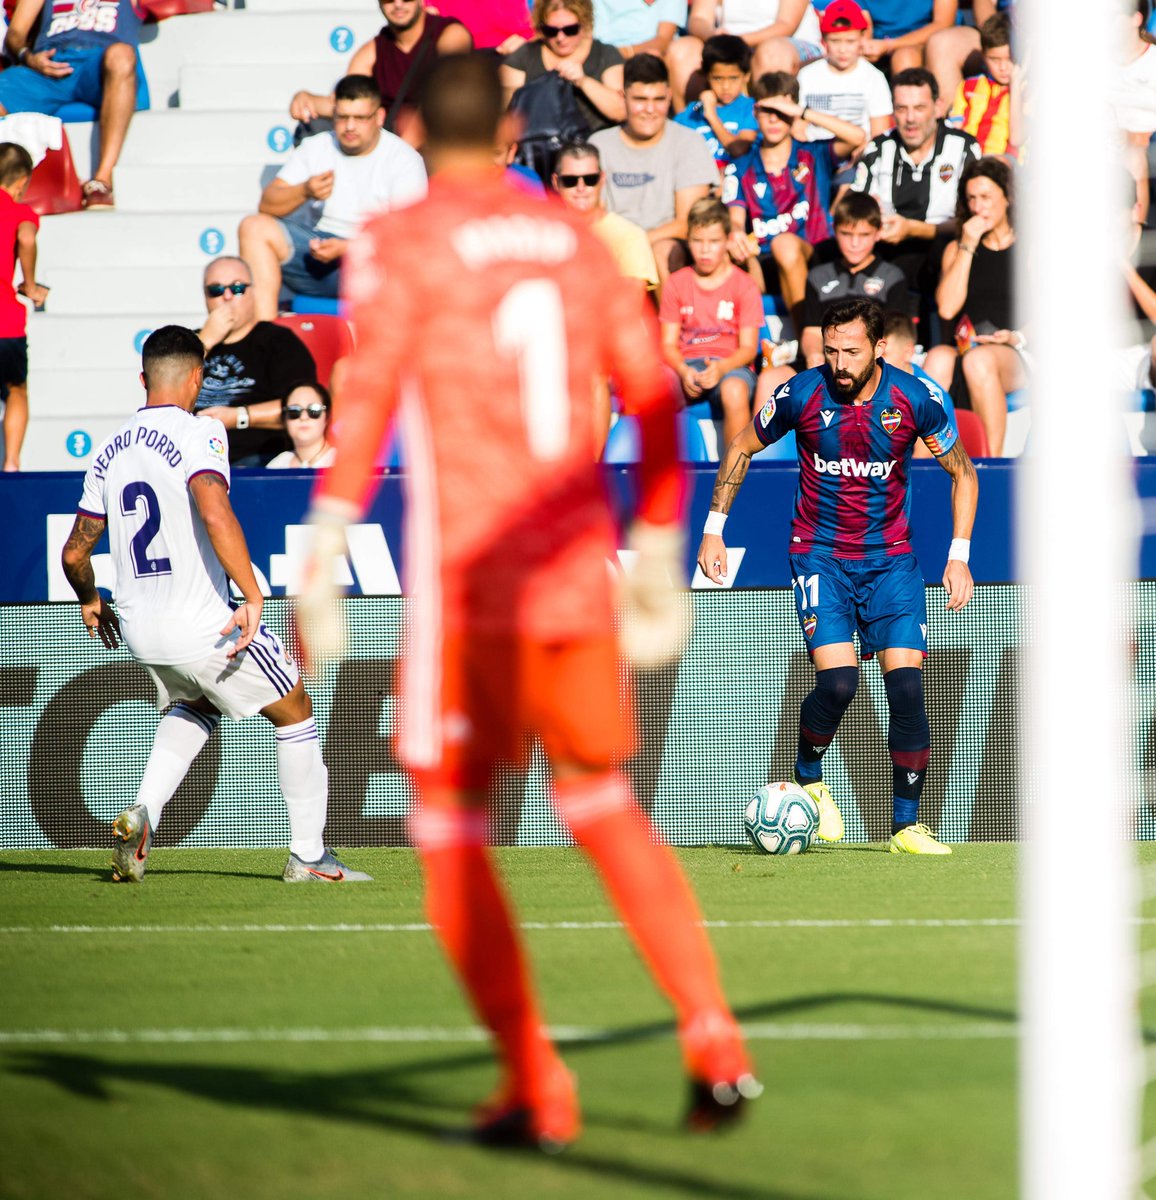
[795,778,844,843]
[888,822,952,856]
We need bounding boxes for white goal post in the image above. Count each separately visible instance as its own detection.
[1019,3,1141,1197]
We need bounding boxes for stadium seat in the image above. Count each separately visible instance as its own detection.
[289,296,343,316]
[273,312,354,386]
[954,409,990,458]
[139,0,215,19]
[22,141,82,216]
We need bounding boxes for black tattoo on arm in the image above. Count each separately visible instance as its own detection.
[709,447,752,516]
[61,515,106,604]
[936,439,978,485]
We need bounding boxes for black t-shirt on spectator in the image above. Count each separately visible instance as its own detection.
[195,321,317,464]
[801,249,910,328]
[503,39,624,133]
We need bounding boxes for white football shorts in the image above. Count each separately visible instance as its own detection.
[143,623,300,721]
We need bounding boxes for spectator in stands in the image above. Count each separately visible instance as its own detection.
[593,0,687,63]
[947,13,1016,158]
[240,75,427,322]
[554,139,659,444]
[431,0,533,53]
[660,196,762,447]
[0,0,142,209]
[289,0,472,140]
[922,156,1022,457]
[799,192,907,366]
[266,381,336,470]
[0,142,44,472]
[673,35,759,174]
[194,256,319,467]
[552,140,659,294]
[860,0,957,75]
[723,71,865,327]
[881,307,957,458]
[798,1,893,163]
[669,0,823,111]
[1112,0,1156,226]
[925,0,1012,107]
[591,54,716,287]
[850,66,979,336]
[501,0,626,133]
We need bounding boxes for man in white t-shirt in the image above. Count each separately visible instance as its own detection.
[798,0,892,162]
[60,325,372,885]
[239,74,427,319]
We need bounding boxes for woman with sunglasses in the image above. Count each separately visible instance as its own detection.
[500,0,626,132]
[266,382,336,470]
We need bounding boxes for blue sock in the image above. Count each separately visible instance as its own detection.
[893,797,919,832]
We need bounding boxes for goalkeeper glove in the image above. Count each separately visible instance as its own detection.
[619,519,691,669]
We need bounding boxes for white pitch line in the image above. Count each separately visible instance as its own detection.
[0,1022,1019,1047]
[0,917,1024,935]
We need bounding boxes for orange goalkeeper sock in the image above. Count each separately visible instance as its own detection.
[554,771,752,1083]
[411,804,564,1105]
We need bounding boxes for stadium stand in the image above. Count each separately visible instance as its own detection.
[272,312,354,388]
[11,4,378,470]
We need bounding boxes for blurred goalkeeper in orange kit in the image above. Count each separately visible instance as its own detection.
[295,51,759,1152]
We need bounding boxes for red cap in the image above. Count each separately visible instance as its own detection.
[820,0,869,34]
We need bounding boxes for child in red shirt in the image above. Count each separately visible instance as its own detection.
[659,195,763,447]
[0,142,47,471]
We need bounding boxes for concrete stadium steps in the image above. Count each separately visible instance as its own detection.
[30,368,147,417]
[21,415,134,472]
[27,314,202,371]
[235,1,365,13]
[113,110,297,167]
[175,61,345,111]
[36,212,245,270]
[105,161,278,212]
[141,10,379,109]
[34,265,209,315]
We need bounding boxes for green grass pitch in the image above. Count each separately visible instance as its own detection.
[0,841,1143,1199]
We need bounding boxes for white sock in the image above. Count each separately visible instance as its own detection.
[136,704,219,830]
[275,717,328,862]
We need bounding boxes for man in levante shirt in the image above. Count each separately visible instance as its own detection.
[697,297,978,854]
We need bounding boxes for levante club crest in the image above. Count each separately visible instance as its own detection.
[803,613,818,639]
[881,408,902,433]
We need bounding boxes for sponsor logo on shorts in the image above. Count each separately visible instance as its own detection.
[803,613,818,638]
[812,452,895,478]
[881,408,902,434]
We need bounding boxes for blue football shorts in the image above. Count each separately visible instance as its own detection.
[0,47,109,114]
[788,549,928,659]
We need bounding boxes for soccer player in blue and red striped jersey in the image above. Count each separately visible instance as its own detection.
[697,297,979,855]
[723,70,866,331]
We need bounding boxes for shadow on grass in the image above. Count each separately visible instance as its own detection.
[2,989,1023,1198]
[0,858,108,880]
[5,1049,823,1200]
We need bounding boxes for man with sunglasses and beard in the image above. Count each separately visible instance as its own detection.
[194,256,317,467]
[698,297,978,856]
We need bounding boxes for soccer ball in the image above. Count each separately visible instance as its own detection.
[743,782,820,856]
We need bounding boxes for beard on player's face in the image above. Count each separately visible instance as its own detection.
[831,355,877,399]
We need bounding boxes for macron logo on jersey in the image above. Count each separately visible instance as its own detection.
[813,452,896,479]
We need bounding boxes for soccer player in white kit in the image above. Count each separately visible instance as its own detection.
[60,325,371,884]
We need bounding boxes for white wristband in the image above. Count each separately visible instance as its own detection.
[948,537,971,564]
[703,510,727,536]
[234,406,250,430]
